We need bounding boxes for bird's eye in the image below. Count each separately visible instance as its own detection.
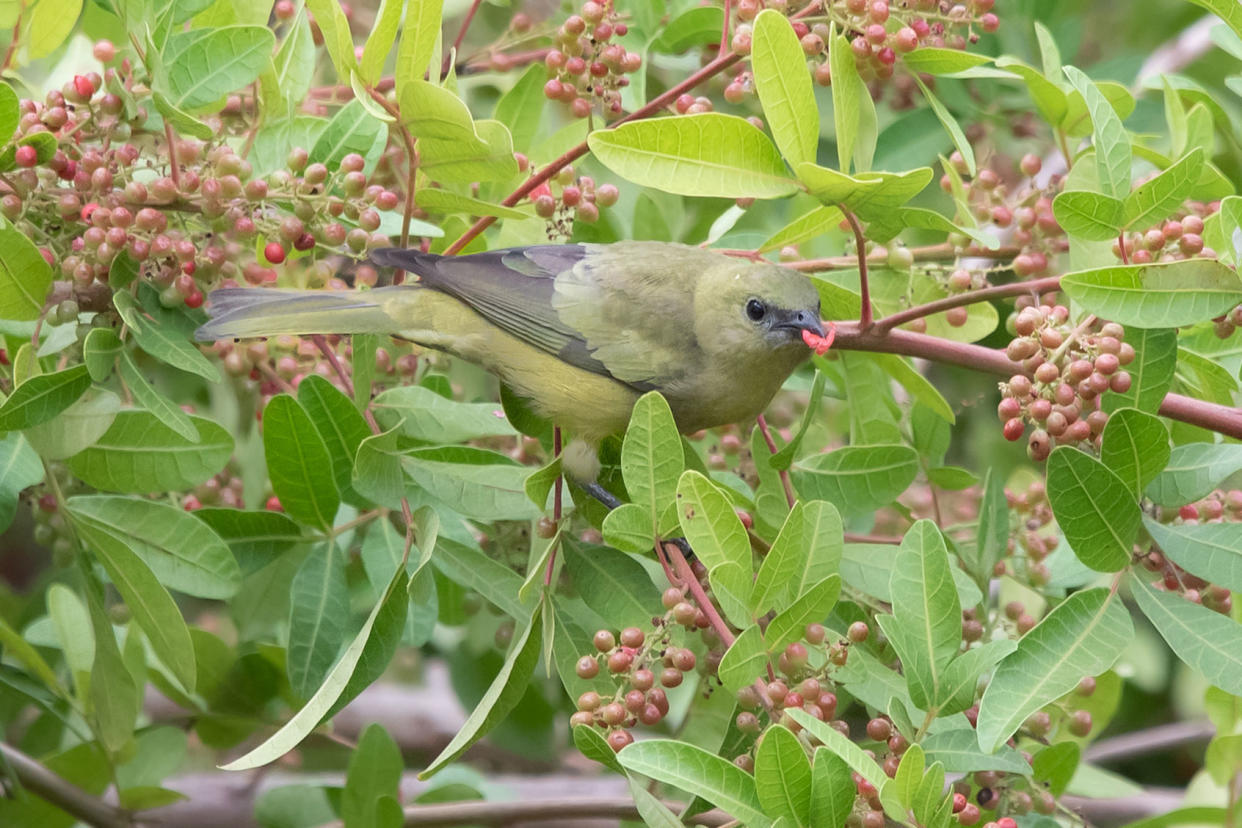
[745,298,766,321]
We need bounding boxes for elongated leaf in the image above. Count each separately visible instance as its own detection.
[394,0,443,100]
[1063,66,1132,200]
[21,388,120,461]
[1063,260,1242,328]
[1103,328,1176,415]
[493,64,545,153]
[86,591,139,753]
[902,48,992,75]
[372,385,516,442]
[67,411,232,493]
[359,0,402,84]
[1099,408,1169,498]
[1123,148,1204,230]
[752,10,818,168]
[792,445,918,514]
[797,164,932,219]
[221,566,409,770]
[995,58,1068,125]
[298,375,371,493]
[562,537,661,630]
[73,522,198,693]
[621,391,683,528]
[1146,443,1242,506]
[912,74,975,175]
[751,500,843,614]
[755,724,812,825]
[67,495,240,599]
[759,205,845,253]
[676,471,750,579]
[421,603,543,777]
[1052,191,1124,241]
[588,114,799,198]
[618,740,769,827]
[114,291,220,382]
[0,365,90,431]
[810,749,855,828]
[888,521,960,708]
[309,99,387,171]
[0,433,41,533]
[161,25,276,112]
[785,708,900,817]
[306,0,355,81]
[119,352,198,442]
[976,588,1133,752]
[402,447,537,521]
[1046,447,1139,572]
[829,30,876,172]
[765,575,841,653]
[1145,519,1242,593]
[922,729,1030,774]
[287,543,350,698]
[192,507,304,574]
[263,395,340,530]
[1186,0,1242,48]
[415,188,533,220]
[718,625,767,693]
[1132,575,1242,696]
[0,222,53,320]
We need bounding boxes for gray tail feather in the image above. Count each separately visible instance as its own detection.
[195,287,407,341]
[369,247,445,276]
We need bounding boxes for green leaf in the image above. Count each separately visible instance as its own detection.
[791,444,919,514]
[751,500,843,614]
[358,0,402,84]
[785,709,898,813]
[621,391,684,529]
[588,114,799,199]
[902,47,992,75]
[0,82,17,139]
[765,575,841,654]
[119,352,198,442]
[261,9,315,118]
[718,624,767,693]
[1186,0,1242,47]
[1063,66,1132,200]
[221,565,410,770]
[829,30,876,173]
[23,0,80,60]
[676,470,750,581]
[574,723,624,773]
[372,385,516,442]
[752,10,818,168]
[263,395,340,530]
[493,64,546,153]
[976,588,1133,752]
[21,389,120,461]
[310,99,387,171]
[421,603,543,778]
[888,521,960,708]
[192,507,304,574]
[1132,574,1242,696]
[1123,148,1204,230]
[306,0,356,82]
[419,118,519,183]
[1052,190,1124,241]
[809,749,855,828]
[67,411,232,493]
[113,290,220,382]
[82,327,123,381]
[1099,408,1169,498]
[341,724,402,828]
[0,222,53,320]
[758,205,845,253]
[1103,328,1176,414]
[1046,447,1140,572]
[1063,259,1242,329]
[796,163,933,219]
[415,188,533,221]
[0,365,90,431]
[995,58,1068,125]
[432,538,525,620]
[394,0,443,101]
[73,521,198,693]
[48,583,93,700]
[1145,519,1242,594]
[86,594,139,753]
[927,466,977,490]
[66,495,240,599]
[1032,741,1080,796]
[402,447,538,521]
[161,25,277,112]
[871,354,955,425]
[298,375,372,494]
[755,724,812,826]
[602,502,656,554]
[288,542,351,698]
[922,728,1030,774]
[912,74,974,176]
[562,537,661,630]
[650,7,722,53]
[618,740,769,827]
[1146,443,1242,506]
[0,432,41,533]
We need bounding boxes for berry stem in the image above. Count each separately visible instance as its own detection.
[755,414,796,509]
[830,322,1242,439]
[0,6,21,73]
[842,207,873,330]
[444,50,743,255]
[447,0,486,77]
[873,275,1062,333]
[663,541,735,648]
[164,119,181,188]
[309,335,354,397]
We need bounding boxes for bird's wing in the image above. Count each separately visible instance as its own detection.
[371,245,660,388]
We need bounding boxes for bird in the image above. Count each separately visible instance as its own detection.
[195,242,827,480]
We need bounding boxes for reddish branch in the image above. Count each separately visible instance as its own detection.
[873,275,1063,333]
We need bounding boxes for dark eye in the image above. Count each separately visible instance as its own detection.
[746,298,766,321]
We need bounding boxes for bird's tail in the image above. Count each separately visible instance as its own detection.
[194,286,414,341]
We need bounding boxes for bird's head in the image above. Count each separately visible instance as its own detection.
[695,259,825,364]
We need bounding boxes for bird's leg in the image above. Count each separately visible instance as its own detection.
[582,482,623,511]
[543,427,565,587]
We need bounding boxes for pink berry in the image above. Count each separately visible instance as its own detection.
[264,241,286,264]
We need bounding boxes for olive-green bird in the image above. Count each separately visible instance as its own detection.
[196,242,825,478]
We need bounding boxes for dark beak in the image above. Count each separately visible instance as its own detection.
[774,309,826,338]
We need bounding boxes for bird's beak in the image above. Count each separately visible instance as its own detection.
[773,309,826,338]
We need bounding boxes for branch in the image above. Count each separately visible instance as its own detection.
[322,797,732,827]
[444,50,743,254]
[0,742,131,828]
[873,276,1062,334]
[831,322,1242,440]
[841,208,873,329]
[785,243,1023,272]
[1085,720,1215,765]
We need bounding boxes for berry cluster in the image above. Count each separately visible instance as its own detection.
[1141,495,1238,614]
[999,305,1134,460]
[543,2,642,119]
[990,480,1057,588]
[1114,210,1215,265]
[527,165,618,238]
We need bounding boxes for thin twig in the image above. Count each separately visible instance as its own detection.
[0,743,131,828]
[755,414,796,509]
[446,0,485,76]
[874,275,1062,334]
[0,5,21,73]
[664,541,735,648]
[318,796,733,827]
[842,207,873,330]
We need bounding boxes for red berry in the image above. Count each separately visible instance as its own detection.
[264,241,287,264]
[266,496,283,511]
[14,145,37,167]
[73,74,96,98]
